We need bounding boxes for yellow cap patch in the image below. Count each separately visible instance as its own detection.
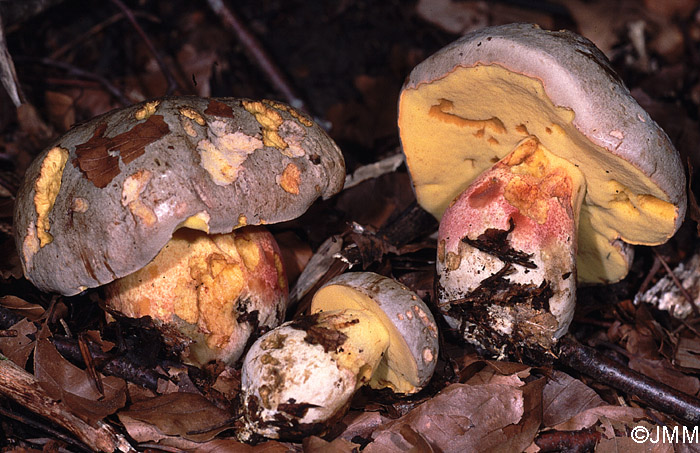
[34,147,69,247]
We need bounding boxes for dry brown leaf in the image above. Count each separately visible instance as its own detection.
[34,325,127,424]
[628,357,700,396]
[129,433,292,453]
[303,435,360,453]
[118,392,232,443]
[643,0,698,20]
[596,428,675,453]
[0,317,36,367]
[186,439,293,453]
[211,367,242,403]
[500,377,545,453]
[554,405,648,437]
[542,370,605,427]
[337,410,391,443]
[674,337,700,371]
[0,294,46,321]
[415,0,489,35]
[45,90,76,131]
[555,0,647,57]
[364,382,525,452]
[465,363,529,386]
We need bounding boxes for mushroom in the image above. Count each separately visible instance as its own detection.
[240,272,439,440]
[397,24,686,356]
[13,96,345,365]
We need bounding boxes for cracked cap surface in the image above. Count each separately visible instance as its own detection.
[14,96,345,295]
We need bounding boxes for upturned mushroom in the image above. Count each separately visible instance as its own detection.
[13,96,345,365]
[240,272,439,440]
[397,24,686,356]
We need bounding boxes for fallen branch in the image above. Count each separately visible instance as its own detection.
[206,0,306,112]
[16,56,131,106]
[109,0,179,95]
[52,334,165,392]
[0,354,135,452]
[557,336,700,425]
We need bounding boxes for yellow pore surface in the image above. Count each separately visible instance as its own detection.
[314,310,390,390]
[399,64,678,283]
[107,227,285,362]
[311,285,420,394]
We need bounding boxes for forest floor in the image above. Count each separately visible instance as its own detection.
[1,0,700,451]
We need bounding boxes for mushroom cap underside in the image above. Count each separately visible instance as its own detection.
[310,272,439,394]
[14,96,346,295]
[398,23,686,284]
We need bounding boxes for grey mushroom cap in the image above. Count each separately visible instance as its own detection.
[402,23,685,223]
[14,96,345,295]
[312,272,439,392]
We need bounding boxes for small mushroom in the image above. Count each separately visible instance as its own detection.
[240,272,438,440]
[397,24,686,355]
[14,96,345,365]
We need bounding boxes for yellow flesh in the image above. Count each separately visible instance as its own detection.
[315,310,390,388]
[33,147,69,247]
[311,285,420,394]
[107,228,285,366]
[179,211,211,233]
[399,64,678,283]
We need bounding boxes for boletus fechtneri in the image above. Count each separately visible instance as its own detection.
[398,23,686,358]
[14,96,345,365]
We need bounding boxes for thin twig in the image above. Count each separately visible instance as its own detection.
[50,11,160,60]
[15,56,131,106]
[0,354,136,452]
[206,0,307,111]
[78,332,104,395]
[557,336,700,425]
[109,0,179,95]
[0,405,91,452]
[636,255,662,297]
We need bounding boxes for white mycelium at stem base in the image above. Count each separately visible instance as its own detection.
[240,310,389,439]
[437,137,585,355]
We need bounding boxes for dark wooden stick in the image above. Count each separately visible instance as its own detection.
[0,405,92,451]
[52,335,164,392]
[109,0,179,95]
[557,336,700,425]
[206,0,307,112]
[16,56,131,106]
[535,427,601,452]
[0,353,135,452]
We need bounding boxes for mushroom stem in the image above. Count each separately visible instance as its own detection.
[240,309,390,440]
[437,137,586,356]
[105,226,288,367]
